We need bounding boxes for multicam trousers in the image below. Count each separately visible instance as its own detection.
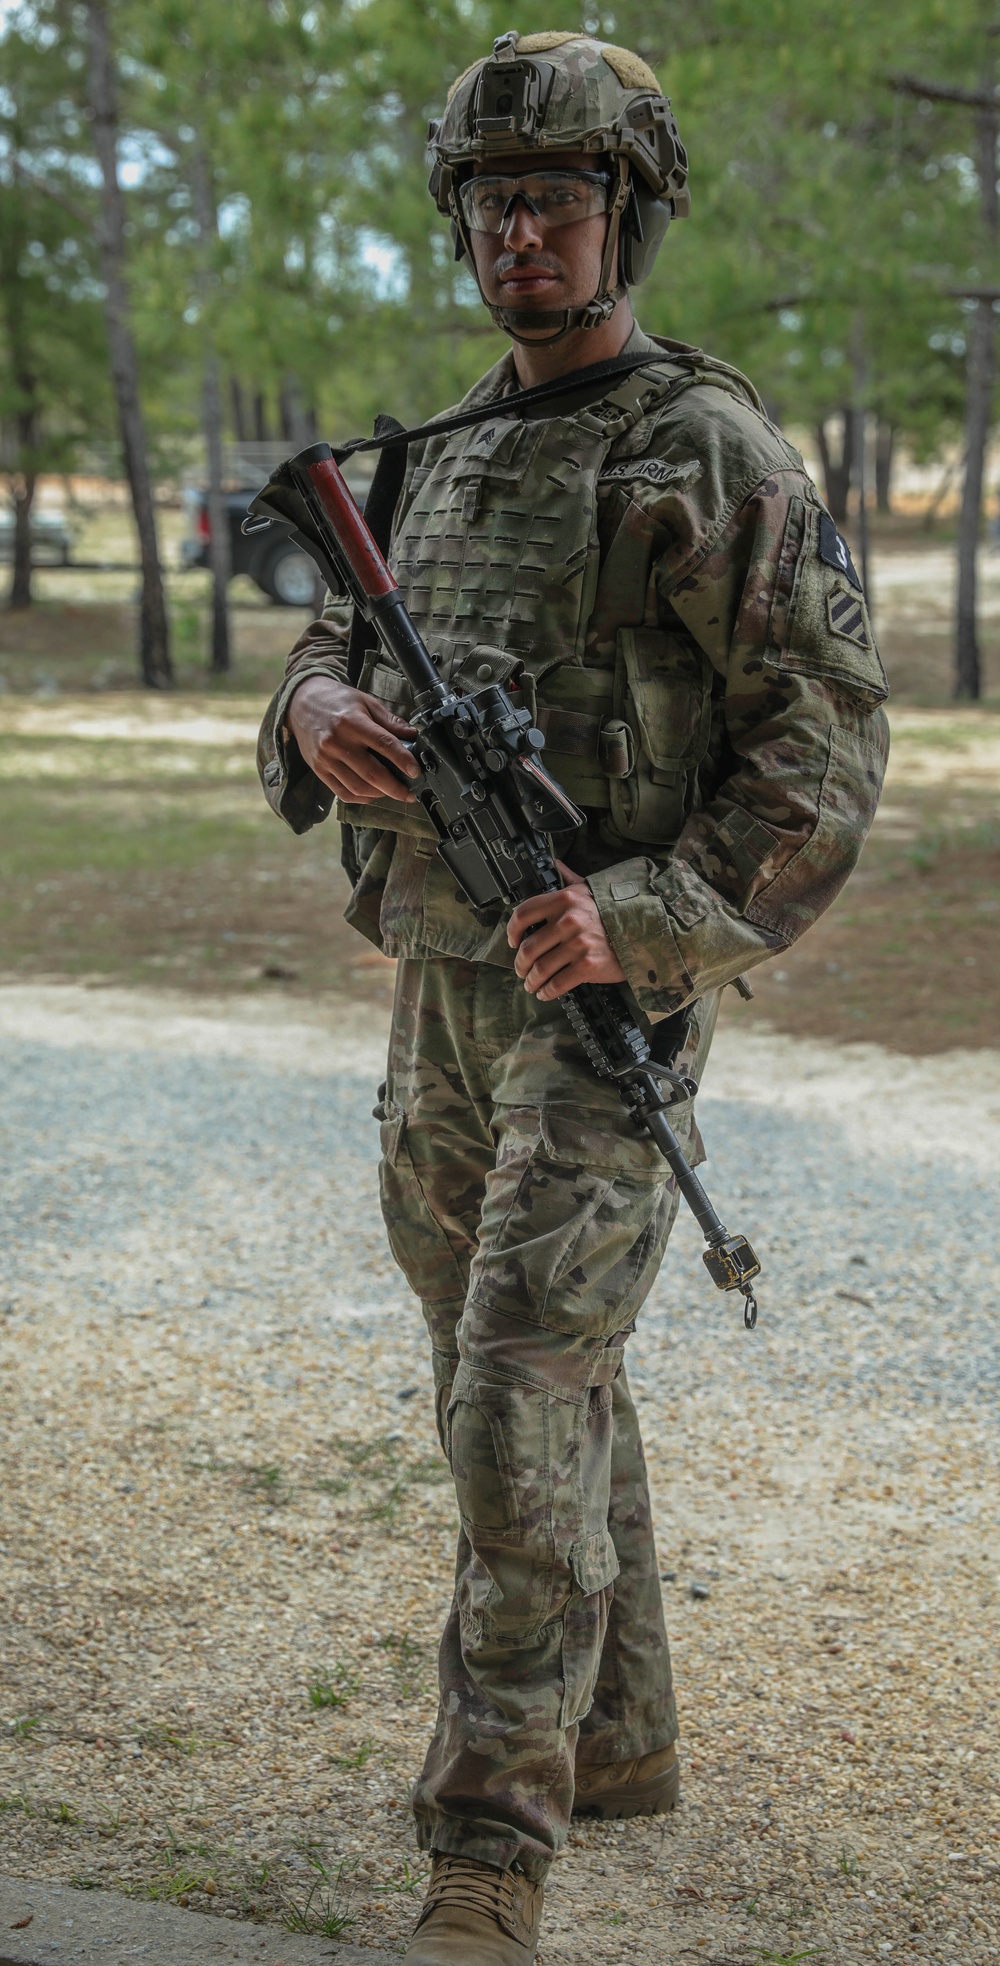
[378,957,717,1881]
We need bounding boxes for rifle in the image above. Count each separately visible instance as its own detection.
[245,441,761,1329]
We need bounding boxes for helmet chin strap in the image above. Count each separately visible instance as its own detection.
[456,158,632,348]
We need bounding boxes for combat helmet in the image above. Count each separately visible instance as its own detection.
[428,29,689,342]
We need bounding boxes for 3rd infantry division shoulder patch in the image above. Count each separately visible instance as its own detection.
[827,582,869,646]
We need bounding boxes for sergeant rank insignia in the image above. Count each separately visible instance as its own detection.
[827,582,869,646]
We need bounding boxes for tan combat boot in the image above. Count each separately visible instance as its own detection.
[405,1852,544,1965]
[572,1741,680,1820]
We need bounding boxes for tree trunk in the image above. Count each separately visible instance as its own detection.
[9,470,36,610]
[86,0,172,688]
[202,355,231,672]
[815,408,854,522]
[956,296,994,698]
[852,406,873,621]
[955,84,998,702]
[279,380,295,443]
[7,381,39,611]
[875,420,895,514]
[851,320,872,624]
[192,148,230,674]
[1,183,39,609]
[230,377,248,443]
[253,391,268,442]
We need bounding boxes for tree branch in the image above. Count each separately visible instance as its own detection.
[11,160,96,236]
[887,72,1000,111]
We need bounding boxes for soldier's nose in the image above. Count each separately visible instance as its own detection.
[502,201,545,250]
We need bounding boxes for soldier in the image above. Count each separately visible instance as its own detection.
[257,31,888,1966]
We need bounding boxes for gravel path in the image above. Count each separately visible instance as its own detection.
[1,984,997,1964]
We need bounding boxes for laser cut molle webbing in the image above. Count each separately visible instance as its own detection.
[391,366,681,673]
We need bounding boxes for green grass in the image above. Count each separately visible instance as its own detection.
[7,1715,41,1740]
[328,1738,373,1770]
[328,1435,449,1532]
[343,1435,404,1475]
[279,1852,357,1938]
[374,1858,428,1896]
[753,1951,820,1965]
[0,767,268,881]
[364,1476,410,1525]
[141,1867,217,1902]
[307,1664,359,1711]
[379,1631,425,1699]
[138,1725,204,1758]
[245,1463,293,1507]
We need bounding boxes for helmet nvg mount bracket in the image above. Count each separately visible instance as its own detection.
[428,30,689,343]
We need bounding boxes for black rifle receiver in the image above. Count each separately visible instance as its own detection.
[245,442,761,1328]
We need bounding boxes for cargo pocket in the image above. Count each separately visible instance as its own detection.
[609,625,712,846]
[446,1388,517,1532]
[560,1529,620,1728]
[469,1104,669,1338]
[448,1368,564,1638]
[377,1106,472,1304]
[765,499,888,704]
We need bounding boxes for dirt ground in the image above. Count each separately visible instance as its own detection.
[1,988,998,1965]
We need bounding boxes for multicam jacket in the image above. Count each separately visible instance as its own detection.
[257,324,889,1016]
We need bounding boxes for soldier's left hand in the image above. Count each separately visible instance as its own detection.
[508,862,626,999]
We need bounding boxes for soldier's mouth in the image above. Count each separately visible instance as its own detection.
[496,256,562,297]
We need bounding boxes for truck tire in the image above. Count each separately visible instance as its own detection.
[258,540,319,607]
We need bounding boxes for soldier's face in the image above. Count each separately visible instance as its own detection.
[468,150,612,328]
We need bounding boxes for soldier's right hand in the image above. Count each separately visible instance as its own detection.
[286,676,419,804]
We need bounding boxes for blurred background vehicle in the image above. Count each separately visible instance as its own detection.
[0,506,72,566]
[179,447,371,605]
[180,485,317,606]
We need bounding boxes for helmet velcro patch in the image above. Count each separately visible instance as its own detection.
[446,58,484,104]
[600,45,662,91]
[515,31,581,53]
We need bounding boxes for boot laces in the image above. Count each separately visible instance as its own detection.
[422,1855,531,1941]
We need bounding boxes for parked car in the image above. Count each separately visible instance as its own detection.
[0,507,73,565]
[181,462,370,607]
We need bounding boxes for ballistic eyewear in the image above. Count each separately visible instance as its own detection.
[459,168,613,234]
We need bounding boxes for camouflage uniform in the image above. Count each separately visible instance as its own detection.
[258,323,889,1879]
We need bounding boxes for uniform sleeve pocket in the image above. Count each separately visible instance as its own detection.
[610,625,712,845]
[765,500,888,705]
[364,658,414,713]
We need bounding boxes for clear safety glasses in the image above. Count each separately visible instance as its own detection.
[458,169,612,234]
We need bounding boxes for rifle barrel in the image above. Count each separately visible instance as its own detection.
[290,446,442,700]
